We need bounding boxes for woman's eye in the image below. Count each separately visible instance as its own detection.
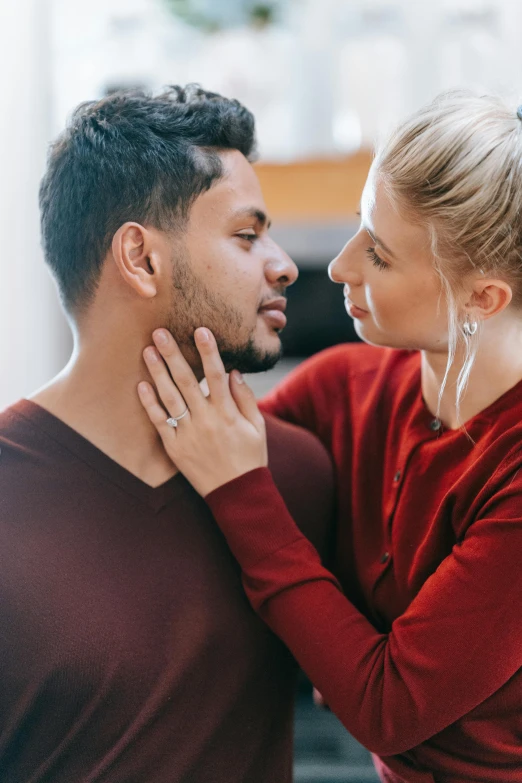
[366,246,389,271]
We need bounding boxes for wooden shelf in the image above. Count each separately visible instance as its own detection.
[254,150,373,222]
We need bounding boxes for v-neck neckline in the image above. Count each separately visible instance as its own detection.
[14,399,186,514]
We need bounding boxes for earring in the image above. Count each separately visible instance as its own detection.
[463,318,478,336]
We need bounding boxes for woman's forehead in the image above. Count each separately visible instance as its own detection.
[362,174,432,261]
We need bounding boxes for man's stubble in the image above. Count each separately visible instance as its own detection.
[164,248,282,375]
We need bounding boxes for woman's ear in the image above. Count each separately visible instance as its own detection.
[465,277,513,323]
[111,222,161,300]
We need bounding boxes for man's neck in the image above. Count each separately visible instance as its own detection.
[29,350,179,489]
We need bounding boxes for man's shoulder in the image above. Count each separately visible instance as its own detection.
[263,413,335,555]
[0,404,33,522]
[0,401,34,466]
[0,399,24,430]
[0,400,52,510]
[263,412,331,471]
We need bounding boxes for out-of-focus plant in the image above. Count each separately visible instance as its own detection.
[163,0,219,32]
[250,4,276,29]
[163,0,279,31]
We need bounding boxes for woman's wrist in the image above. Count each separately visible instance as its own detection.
[205,467,306,567]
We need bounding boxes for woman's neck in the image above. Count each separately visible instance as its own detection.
[421,316,522,430]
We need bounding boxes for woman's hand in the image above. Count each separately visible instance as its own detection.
[137,326,268,497]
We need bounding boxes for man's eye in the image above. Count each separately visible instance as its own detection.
[237,233,258,243]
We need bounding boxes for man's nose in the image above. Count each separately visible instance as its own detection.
[265,242,299,288]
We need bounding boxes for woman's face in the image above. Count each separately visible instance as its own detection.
[329,170,451,353]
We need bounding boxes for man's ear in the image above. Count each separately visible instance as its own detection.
[111,222,163,300]
[464,277,513,323]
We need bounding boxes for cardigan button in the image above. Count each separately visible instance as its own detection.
[430,418,442,431]
[380,552,390,564]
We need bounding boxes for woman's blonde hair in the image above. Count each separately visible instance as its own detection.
[374,90,522,423]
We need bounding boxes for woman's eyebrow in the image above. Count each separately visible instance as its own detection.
[363,224,397,260]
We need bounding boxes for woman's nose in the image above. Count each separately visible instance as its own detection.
[328,256,344,284]
[328,239,363,286]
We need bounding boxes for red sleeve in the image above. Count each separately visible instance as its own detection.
[205,466,522,756]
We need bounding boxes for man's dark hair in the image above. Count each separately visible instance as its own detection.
[39,84,257,317]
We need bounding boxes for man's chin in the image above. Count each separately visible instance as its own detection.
[218,339,283,375]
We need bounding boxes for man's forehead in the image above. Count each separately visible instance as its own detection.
[191,151,270,224]
[218,152,265,198]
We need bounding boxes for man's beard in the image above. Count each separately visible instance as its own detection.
[164,249,283,375]
[218,336,282,375]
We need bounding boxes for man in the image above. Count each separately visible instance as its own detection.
[0,85,334,782]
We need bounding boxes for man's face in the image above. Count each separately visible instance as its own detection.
[163,150,298,374]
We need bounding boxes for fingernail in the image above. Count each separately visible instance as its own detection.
[233,370,244,384]
[153,330,168,346]
[196,328,209,344]
[145,347,158,362]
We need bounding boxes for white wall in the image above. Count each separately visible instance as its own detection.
[0,0,72,410]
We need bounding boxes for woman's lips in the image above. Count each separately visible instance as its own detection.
[345,299,369,319]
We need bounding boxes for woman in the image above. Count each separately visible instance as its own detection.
[137,91,522,782]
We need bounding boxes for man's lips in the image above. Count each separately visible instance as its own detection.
[258,297,287,329]
[259,297,287,313]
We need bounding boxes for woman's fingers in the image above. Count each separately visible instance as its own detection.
[137,329,269,497]
[194,328,237,415]
[137,380,183,461]
[137,381,169,426]
[142,345,190,418]
[151,329,206,413]
[229,370,265,432]
[146,327,242,424]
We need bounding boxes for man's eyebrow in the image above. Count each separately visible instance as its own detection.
[231,207,272,230]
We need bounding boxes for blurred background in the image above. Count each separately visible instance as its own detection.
[2,0,522,779]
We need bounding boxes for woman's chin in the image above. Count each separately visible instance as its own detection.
[353,319,381,345]
[353,321,410,351]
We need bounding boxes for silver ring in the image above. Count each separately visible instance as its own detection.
[166,407,189,428]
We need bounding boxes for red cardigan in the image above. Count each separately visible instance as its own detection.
[206,344,522,783]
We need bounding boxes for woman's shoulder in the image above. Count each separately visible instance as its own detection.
[260,343,419,432]
[289,342,418,393]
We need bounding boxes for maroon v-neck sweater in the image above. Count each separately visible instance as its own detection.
[206,343,522,783]
[0,399,334,783]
